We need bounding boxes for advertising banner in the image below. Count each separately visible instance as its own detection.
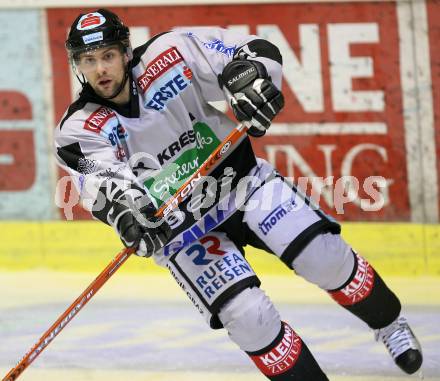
[427,0,440,221]
[0,10,53,219]
[43,2,436,221]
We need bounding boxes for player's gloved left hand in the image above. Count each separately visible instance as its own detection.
[219,59,284,137]
[109,200,172,258]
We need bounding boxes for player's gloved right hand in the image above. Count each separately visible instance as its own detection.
[109,200,172,257]
[219,59,284,137]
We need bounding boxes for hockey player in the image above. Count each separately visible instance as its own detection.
[55,8,423,380]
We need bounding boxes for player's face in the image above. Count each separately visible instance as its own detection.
[77,46,127,99]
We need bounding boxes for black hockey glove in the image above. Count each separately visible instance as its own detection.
[109,199,172,257]
[219,59,284,137]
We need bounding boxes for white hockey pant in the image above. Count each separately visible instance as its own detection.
[216,233,355,353]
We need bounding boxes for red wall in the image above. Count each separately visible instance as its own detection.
[47,3,429,221]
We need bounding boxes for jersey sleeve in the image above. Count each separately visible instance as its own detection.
[172,27,283,103]
[54,112,144,225]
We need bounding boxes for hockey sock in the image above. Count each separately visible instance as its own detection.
[246,321,329,380]
[327,251,401,329]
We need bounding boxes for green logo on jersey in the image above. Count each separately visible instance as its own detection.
[144,122,220,205]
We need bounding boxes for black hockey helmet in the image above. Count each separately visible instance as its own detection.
[65,9,131,62]
[65,9,133,98]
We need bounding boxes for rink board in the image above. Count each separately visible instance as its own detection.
[1,2,440,225]
[0,221,439,276]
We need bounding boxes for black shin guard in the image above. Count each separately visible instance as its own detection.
[247,322,328,380]
[328,251,401,329]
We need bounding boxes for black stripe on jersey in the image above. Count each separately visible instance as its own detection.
[57,142,97,175]
[131,31,171,67]
[59,98,88,130]
[234,39,283,65]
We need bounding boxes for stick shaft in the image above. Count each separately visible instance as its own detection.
[2,247,134,381]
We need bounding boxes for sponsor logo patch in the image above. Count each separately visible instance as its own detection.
[251,323,302,376]
[227,66,256,86]
[183,66,193,80]
[144,71,192,111]
[84,106,117,134]
[77,12,106,31]
[107,124,128,147]
[164,204,229,257]
[137,47,185,93]
[187,32,236,57]
[258,198,296,236]
[175,235,255,301]
[166,263,205,316]
[156,130,196,165]
[329,252,375,305]
[137,47,193,111]
[83,107,126,160]
[82,31,103,44]
[145,122,221,204]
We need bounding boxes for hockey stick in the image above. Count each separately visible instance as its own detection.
[2,245,135,381]
[2,121,249,381]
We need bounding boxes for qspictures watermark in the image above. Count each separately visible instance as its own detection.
[54,169,389,221]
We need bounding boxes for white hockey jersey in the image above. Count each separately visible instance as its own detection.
[54,27,283,255]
